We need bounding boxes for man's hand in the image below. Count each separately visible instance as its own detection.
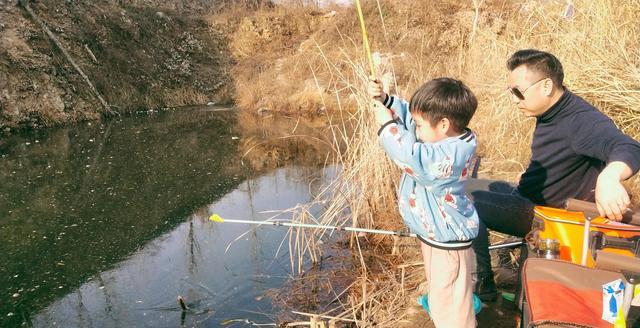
[368,77,387,102]
[595,161,633,221]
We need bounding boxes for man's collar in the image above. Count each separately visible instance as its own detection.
[538,89,570,123]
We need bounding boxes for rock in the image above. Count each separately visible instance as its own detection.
[206,101,215,106]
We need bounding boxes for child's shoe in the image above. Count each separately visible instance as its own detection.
[417,293,483,315]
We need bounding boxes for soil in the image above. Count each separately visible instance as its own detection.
[400,269,521,328]
[0,0,236,131]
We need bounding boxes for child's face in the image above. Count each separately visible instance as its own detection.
[413,114,448,143]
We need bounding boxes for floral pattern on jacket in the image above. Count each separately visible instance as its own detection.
[378,95,479,244]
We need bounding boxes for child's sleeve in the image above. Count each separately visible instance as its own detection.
[382,95,413,130]
[377,119,447,187]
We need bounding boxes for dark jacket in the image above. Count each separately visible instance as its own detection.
[517,90,640,207]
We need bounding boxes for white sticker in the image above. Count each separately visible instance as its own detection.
[602,279,625,324]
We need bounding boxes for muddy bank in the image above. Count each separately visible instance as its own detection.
[0,0,237,131]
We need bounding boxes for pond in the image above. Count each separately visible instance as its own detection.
[0,109,341,327]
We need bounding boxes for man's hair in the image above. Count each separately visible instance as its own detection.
[409,77,477,131]
[507,49,564,87]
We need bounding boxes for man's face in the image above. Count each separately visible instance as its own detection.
[507,65,551,117]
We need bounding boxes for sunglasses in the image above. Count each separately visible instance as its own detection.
[508,78,548,100]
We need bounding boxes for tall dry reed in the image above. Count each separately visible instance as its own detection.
[220,0,640,326]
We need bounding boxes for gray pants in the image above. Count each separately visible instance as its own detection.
[464,179,535,278]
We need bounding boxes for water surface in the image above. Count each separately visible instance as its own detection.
[0,110,338,327]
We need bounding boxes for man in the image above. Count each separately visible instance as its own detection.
[470,49,640,301]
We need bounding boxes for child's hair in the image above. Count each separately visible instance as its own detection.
[409,77,477,131]
[507,49,564,88]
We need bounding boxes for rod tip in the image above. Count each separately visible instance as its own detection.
[209,214,224,222]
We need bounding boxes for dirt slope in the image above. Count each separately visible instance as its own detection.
[0,0,234,130]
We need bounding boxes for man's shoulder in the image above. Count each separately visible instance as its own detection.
[558,92,620,148]
[566,92,604,115]
[564,92,611,125]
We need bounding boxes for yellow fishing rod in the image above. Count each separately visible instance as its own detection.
[355,0,375,77]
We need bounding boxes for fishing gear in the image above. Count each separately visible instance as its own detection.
[209,214,523,250]
[354,0,375,77]
[209,214,415,237]
[488,238,524,250]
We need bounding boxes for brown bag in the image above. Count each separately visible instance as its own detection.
[521,258,623,328]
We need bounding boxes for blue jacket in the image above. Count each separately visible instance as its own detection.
[378,95,479,249]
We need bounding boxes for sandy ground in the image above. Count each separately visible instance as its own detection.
[401,293,520,328]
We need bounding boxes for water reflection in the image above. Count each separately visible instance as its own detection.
[0,110,338,327]
[31,166,339,327]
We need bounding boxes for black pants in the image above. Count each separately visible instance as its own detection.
[464,179,535,278]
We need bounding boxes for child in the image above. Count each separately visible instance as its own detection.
[369,77,480,328]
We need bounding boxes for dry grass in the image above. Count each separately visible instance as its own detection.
[463,0,640,182]
[220,0,640,326]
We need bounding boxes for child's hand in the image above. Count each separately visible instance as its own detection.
[368,77,387,102]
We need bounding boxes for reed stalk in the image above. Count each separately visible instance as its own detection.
[220,0,640,325]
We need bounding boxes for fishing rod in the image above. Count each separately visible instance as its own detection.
[209,214,523,250]
[354,0,384,113]
[354,0,376,77]
[209,214,415,237]
[488,239,523,250]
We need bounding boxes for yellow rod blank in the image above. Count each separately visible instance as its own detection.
[354,0,376,77]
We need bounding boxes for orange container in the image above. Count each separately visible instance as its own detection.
[532,206,640,267]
